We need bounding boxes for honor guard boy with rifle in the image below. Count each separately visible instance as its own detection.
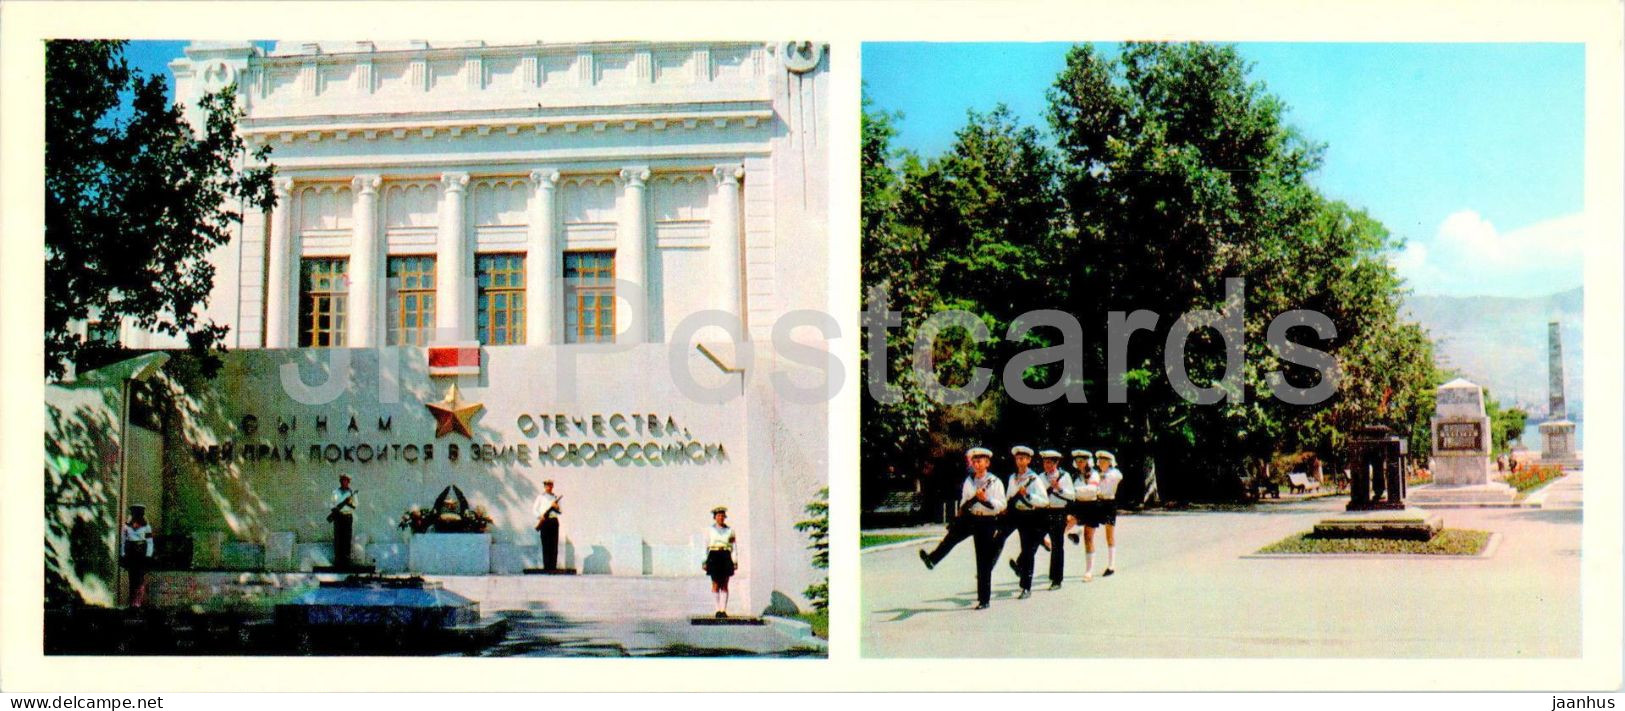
[918,446,1007,609]
[533,480,563,571]
[328,475,358,569]
[1034,450,1075,589]
[1000,446,1049,599]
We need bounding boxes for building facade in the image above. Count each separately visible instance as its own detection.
[51,40,829,614]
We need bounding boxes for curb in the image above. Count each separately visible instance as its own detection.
[861,537,936,555]
[762,615,827,650]
[1519,473,1573,508]
[1241,532,1501,560]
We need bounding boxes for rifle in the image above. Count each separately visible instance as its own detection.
[326,489,357,522]
[535,495,563,530]
[958,477,993,517]
[1007,472,1039,512]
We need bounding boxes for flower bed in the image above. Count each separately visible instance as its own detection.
[1257,529,1491,556]
[1504,464,1564,493]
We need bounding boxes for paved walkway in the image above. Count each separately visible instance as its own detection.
[862,474,1581,658]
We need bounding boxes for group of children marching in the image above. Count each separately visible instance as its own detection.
[918,446,1124,609]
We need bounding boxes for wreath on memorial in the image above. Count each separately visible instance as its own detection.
[397,485,494,534]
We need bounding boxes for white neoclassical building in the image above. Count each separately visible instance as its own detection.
[49,40,829,617]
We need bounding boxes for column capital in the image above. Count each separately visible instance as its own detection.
[272,177,295,197]
[619,166,650,187]
[713,163,744,185]
[530,168,560,189]
[441,171,471,192]
[351,174,382,195]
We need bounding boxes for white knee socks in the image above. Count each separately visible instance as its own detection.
[1108,546,1117,569]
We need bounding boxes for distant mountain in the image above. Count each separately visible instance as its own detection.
[1401,287,1583,419]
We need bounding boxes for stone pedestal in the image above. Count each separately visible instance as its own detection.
[408,533,492,575]
[1312,507,1442,541]
[1415,379,1515,505]
[1539,419,1582,470]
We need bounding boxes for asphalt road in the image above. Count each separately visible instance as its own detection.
[862,474,1582,658]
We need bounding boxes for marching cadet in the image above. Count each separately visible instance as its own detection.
[1001,446,1049,599]
[1065,449,1093,544]
[1094,450,1126,576]
[1075,459,1102,581]
[1034,450,1075,590]
[994,446,1037,549]
[918,446,1007,610]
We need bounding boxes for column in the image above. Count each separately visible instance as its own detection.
[712,164,744,333]
[526,168,559,345]
[348,175,382,347]
[264,178,295,348]
[618,166,650,344]
[437,172,472,342]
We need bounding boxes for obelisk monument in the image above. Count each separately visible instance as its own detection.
[1538,320,1581,469]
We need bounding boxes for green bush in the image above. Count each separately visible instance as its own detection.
[793,488,829,611]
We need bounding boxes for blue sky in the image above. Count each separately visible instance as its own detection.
[864,42,1585,298]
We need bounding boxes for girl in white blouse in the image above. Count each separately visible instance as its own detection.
[120,505,154,607]
[703,506,738,618]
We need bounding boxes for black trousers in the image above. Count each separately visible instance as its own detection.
[924,516,1000,605]
[968,517,1000,605]
[333,513,353,569]
[1043,510,1067,585]
[925,515,974,565]
[539,517,560,570]
[998,511,1044,590]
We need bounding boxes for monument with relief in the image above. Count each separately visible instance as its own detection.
[1313,424,1442,539]
[1408,378,1517,505]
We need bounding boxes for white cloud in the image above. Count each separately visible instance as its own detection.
[1390,210,1585,297]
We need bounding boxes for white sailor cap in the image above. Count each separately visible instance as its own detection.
[1094,450,1116,462]
[967,446,993,459]
[1070,449,1092,459]
[1011,445,1034,457]
[1039,449,1063,459]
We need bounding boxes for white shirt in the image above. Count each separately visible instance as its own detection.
[1098,468,1125,500]
[1006,469,1049,511]
[533,492,561,519]
[959,473,1008,516]
[1039,470,1075,508]
[706,524,736,551]
[122,523,154,557]
[1075,472,1101,502]
[331,487,357,512]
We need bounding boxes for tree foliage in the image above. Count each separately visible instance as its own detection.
[792,487,829,611]
[862,43,1439,501]
[45,40,275,379]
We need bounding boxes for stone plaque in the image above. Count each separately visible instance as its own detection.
[1437,388,1480,407]
[1436,422,1483,452]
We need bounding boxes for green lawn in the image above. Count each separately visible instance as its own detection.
[861,533,931,549]
[795,609,828,639]
[1257,529,1492,556]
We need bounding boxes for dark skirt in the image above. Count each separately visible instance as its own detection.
[704,549,735,583]
[1082,500,1118,527]
[1097,500,1118,526]
[120,541,149,570]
